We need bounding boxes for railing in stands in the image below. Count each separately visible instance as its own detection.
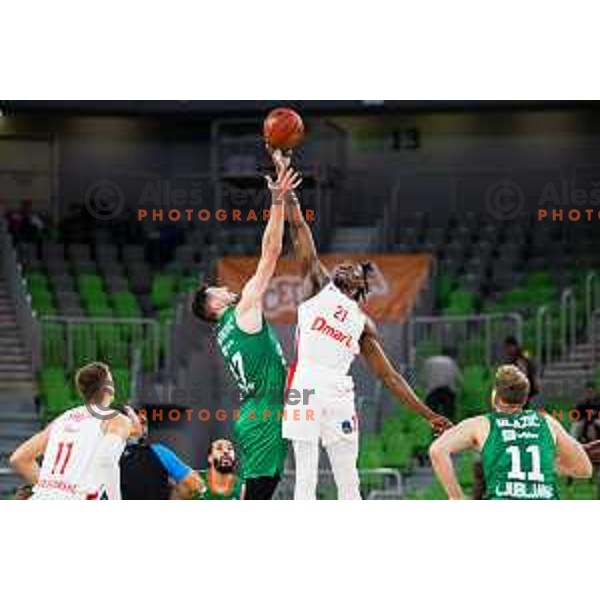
[591,309,600,370]
[536,305,553,368]
[38,316,165,403]
[407,312,524,369]
[536,271,599,370]
[39,315,162,373]
[560,287,577,361]
[0,216,40,372]
[586,272,600,338]
[275,468,403,500]
[0,467,15,498]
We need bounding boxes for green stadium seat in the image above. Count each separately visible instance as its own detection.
[179,275,199,293]
[358,434,385,469]
[443,288,475,316]
[27,272,50,292]
[436,273,457,309]
[84,301,113,318]
[151,274,176,310]
[41,322,66,366]
[459,339,485,367]
[96,324,128,367]
[112,367,131,403]
[382,417,414,470]
[112,291,141,318]
[78,274,104,293]
[41,387,73,423]
[527,272,553,288]
[72,323,97,366]
[459,365,492,419]
[415,338,443,365]
[30,293,57,316]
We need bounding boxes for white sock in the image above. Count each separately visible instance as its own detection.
[326,438,361,500]
[292,439,320,500]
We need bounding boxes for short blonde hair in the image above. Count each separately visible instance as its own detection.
[494,364,530,406]
[75,361,111,402]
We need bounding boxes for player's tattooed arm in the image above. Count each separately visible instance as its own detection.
[286,191,329,298]
[359,319,453,435]
[236,160,300,331]
[429,417,487,500]
[269,148,328,298]
[9,426,51,485]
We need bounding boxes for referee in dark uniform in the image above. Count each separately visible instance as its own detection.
[120,411,202,499]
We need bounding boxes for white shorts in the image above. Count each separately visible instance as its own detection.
[282,366,358,446]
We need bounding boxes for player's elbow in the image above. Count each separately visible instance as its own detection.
[583,460,594,479]
[8,450,20,470]
[378,370,397,390]
[9,449,29,475]
[563,448,594,479]
[428,439,444,464]
[575,454,593,479]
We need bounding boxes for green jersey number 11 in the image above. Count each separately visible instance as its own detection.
[506,445,545,482]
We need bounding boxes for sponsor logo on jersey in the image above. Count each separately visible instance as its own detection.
[494,481,555,500]
[310,316,354,348]
[67,410,87,422]
[36,478,78,495]
[341,420,353,434]
[502,429,517,442]
[497,413,540,429]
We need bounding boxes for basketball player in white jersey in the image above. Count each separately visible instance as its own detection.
[271,151,452,500]
[10,362,140,500]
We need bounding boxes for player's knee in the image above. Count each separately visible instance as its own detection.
[336,471,361,500]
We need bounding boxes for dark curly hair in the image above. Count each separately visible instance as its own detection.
[332,261,374,302]
[191,284,217,322]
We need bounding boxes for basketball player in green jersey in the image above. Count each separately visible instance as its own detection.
[193,439,245,500]
[429,365,592,499]
[191,156,301,499]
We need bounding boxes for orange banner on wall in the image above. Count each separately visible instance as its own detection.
[217,253,433,323]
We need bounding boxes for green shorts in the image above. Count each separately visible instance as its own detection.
[233,396,287,480]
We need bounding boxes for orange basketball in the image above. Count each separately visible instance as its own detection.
[263,107,304,149]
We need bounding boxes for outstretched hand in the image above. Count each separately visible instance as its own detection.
[429,414,454,436]
[264,161,302,203]
[266,145,292,178]
[124,405,143,439]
